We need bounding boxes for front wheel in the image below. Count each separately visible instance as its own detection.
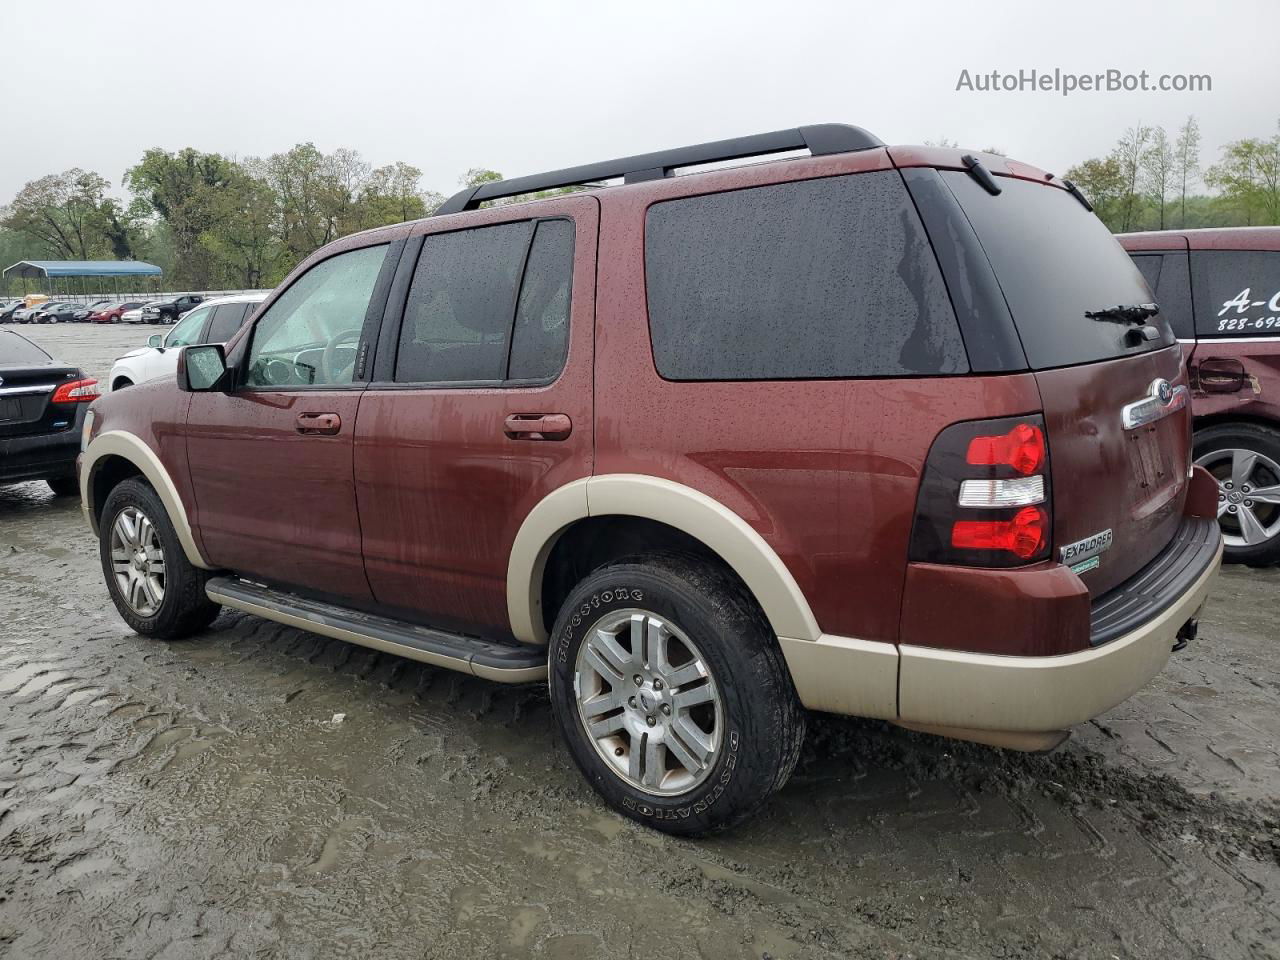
[99,478,221,638]
[1195,422,1280,565]
[549,553,805,835]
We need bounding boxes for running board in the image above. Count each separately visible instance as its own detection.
[205,577,547,683]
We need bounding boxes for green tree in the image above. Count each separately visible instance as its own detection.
[1142,126,1175,230]
[1064,155,1129,231]
[126,148,240,287]
[1175,116,1202,227]
[1,169,124,260]
[202,162,281,288]
[1112,123,1151,231]
[1205,122,1280,225]
[361,162,439,224]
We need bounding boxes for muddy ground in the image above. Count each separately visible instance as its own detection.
[1,324,1278,959]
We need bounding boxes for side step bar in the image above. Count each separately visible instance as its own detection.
[205,577,547,683]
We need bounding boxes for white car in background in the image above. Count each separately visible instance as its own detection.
[108,292,268,391]
[120,303,152,324]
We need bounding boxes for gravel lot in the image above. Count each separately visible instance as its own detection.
[2,324,1278,959]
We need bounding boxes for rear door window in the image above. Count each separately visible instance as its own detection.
[1129,251,1193,340]
[644,171,967,381]
[1191,250,1280,337]
[508,219,574,381]
[943,172,1176,368]
[203,303,251,343]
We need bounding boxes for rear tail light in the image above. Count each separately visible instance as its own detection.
[50,378,100,403]
[951,506,1048,559]
[965,423,1045,475]
[909,414,1053,567]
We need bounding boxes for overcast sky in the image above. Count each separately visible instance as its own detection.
[2,0,1275,204]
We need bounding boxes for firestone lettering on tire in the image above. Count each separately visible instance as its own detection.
[556,587,643,664]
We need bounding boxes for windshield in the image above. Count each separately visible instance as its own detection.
[165,307,211,347]
[943,172,1175,369]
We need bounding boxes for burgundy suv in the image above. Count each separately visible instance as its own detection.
[1119,228,1280,565]
[80,125,1222,834]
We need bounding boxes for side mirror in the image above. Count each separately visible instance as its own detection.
[178,344,230,392]
[1193,357,1247,394]
[147,334,163,349]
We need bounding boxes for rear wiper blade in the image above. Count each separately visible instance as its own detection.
[1084,302,1159,324]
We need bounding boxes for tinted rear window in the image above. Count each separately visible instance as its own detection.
[0,330,51,364]
[644,172,968,381]
[1191,250,1280,337]
[944,172,1175,368]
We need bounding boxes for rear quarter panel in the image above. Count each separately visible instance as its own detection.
[593,156,1044,643]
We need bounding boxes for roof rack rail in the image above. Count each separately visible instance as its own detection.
[433,123,884,216]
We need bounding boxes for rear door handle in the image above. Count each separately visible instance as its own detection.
[504,413,572,441]
[296,412,342,435]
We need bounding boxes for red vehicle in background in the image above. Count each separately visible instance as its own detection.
[1120,228,1280,565]
[90,301,148,324]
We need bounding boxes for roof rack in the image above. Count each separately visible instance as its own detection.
[433,123,884,216]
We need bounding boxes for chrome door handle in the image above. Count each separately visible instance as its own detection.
[296,412,342,435]
[504,413,572,441]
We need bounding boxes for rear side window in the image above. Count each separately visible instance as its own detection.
[1191,250,1280,337]
[644,172,967,381]
[395,218,574,384]
[203,303,251,344]
[944,172,1175,368]
[1129,251,1193,340]
[509,220,574,381]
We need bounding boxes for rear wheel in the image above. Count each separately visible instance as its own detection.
[1194,422,1280,565]
[99,478,220,638]
[548,553,805,835]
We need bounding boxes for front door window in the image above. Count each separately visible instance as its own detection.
[246,245,387,387]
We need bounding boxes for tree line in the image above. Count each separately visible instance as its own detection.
[1065,116,1280,232]
[0,145,489,292]
[2,120,1278,294]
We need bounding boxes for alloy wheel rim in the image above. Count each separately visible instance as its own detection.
[1195,447,1280,548]
[574,609,723,797]
[109,506,166,616]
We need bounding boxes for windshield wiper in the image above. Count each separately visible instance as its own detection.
[1084,302,1159,324]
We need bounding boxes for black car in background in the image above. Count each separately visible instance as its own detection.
[0,329,99,495]
[141,294,204,324]
[0,300,26,323]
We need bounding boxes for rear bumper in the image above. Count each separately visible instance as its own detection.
[0,411,85,483]
[895,534,1221,736]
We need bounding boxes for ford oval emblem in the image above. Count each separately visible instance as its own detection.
[1154,378,1174,404]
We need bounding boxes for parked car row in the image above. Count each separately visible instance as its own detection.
[76,125,1227,835]
[0,295,205,325]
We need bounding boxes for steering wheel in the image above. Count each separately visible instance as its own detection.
[321,329,362,383]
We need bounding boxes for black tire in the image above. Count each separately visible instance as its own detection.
[1194,422,1280,566]
[112,378,132,391]
[548,552,805,836]
[99,477,221,639]
[46,475,79,497]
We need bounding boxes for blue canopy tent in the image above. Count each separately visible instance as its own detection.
[2,260,163,301]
